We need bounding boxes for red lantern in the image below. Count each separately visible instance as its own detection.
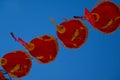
[0,71,6,80]
[0,50,32,78]
[50,18,88,48]
[10,33,59,64]
[74,1,120,34]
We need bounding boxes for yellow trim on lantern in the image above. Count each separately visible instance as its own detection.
[8,73,18,78]
[73,43,77,47]
[57,25,66,34]
[92,13,100,22]
[0,58,7,66]
[115,16,120,27]
[26,42,35,51]
[38,35,56,42]
[44,36,55,41]
[71,29,79,41]
[115,16,120,21]
[50,55,52,60]
[36,56,44,59]
[102,19,113,29]
[80,27,84,30]
[10,64,20,73]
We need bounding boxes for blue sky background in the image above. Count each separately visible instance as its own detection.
[0,0,120,80]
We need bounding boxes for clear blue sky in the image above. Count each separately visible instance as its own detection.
[0,0,120,80]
